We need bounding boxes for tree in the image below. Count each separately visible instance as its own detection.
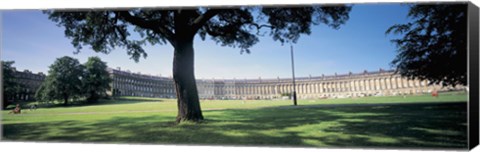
[386,3,467,86]
[35,81,56,105]
[36,56,84,105]
[83,56,112,103]
[45,5,351,122]
[2,61,22,109]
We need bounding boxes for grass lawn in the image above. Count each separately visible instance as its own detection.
[1,92,468,149]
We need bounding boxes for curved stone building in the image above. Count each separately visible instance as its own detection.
[7,67,463,102]
[108,68,464,100]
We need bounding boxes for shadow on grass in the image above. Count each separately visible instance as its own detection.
[91,98,167,105]
[2,102,467,149]
[34,98,167,109]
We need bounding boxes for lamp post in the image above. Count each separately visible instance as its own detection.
[290,44,298,106]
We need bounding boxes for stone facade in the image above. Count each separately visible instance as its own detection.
[109,68,176,98]
[11,69,46,101]
[108,68,464,100]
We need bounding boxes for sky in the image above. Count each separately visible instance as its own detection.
[1,4,410,79]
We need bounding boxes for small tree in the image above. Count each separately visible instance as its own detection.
[36,56,84,105]
[35,82,55,105]
[83,56,112,103]
[2,61,22,109]
[386,3,467,86]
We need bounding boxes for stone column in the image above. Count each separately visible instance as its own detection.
[338,82,342,93]
[332,82,336,92]
[388,78,392,89]
[360,80,364,91]
[298,84,302,94]
[351,80,355,94]
[310,83,314,94]
[353,80,359,91]
[324,82,328,92]
[305,83,308,94]
[335,82,339,92]
[391,77,396,89]
[369,79,374,91]
[264,85,267,95]
[331,82,334,93]
[372,79,376,91]
[280,84,284,94]
[308,84,312,94]
[329,82,333,92]
[299,84,303,94]
[318,83,322,93]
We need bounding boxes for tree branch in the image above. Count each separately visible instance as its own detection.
[248,23,274,35]
[116,11,176,45]
[192,9,222,33]
[249,23,274,29]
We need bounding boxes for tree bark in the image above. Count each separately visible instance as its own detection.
[173,39,204,123]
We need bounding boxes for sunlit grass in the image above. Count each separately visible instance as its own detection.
[1,92,468,149]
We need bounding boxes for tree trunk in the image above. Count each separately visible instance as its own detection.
[87,91,98,103]
[63,94,68,106]
[173,38,204,123]
[170,10,206,123]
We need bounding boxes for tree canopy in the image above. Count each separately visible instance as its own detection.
[36,56,84,105]
[386,3,467,86]
[83,56,112,103]
[45,6,351,61]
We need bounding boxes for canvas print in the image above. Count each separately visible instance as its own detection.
[1,2,474,150]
